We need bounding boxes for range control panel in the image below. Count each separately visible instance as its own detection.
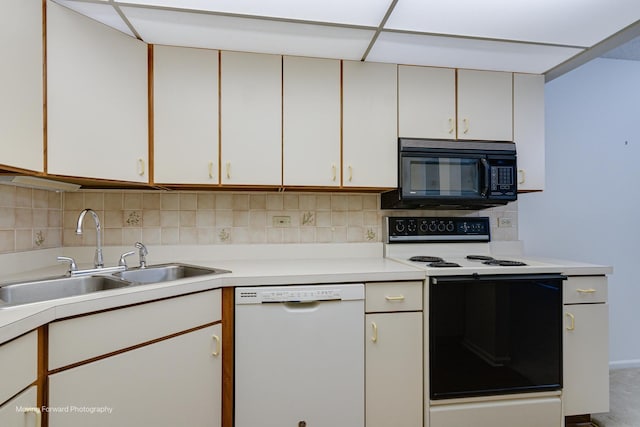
[386,216,490,243]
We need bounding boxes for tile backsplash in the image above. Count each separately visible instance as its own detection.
[0,184,63,254]
[0,186,518,254]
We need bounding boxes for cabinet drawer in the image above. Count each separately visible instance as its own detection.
[564,276,607,304]
[49,289,221,370]
[366,281,422,312]
[430,397,561,427]
[0,330,37,405]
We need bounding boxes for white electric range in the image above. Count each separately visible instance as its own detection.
[384,216,567,407]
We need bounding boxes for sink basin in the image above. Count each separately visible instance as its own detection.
[114,263,229,284]
[0,275,130,307]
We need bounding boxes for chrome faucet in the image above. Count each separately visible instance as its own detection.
[135,242,148,268]
[76,208,104,269]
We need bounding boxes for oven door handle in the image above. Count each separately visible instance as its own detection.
[480,158,490,197]
[432,273,567,284]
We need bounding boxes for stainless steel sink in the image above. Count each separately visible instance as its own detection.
[114,263,230,284]
[0,275,131,307]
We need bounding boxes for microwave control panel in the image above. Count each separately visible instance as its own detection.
[386,216,490,243]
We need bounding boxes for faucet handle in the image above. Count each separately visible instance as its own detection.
[57,256,78,275]
[134,242,148,268]
[118,251,136,268]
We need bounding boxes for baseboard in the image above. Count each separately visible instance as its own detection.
[610,359,640,369]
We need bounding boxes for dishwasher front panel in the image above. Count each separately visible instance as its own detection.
[235,284,365,427]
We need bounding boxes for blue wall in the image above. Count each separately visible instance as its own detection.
[519,58,640,367]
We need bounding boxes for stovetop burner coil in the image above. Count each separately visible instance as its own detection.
[428,261,461,268]
[482,259,528,267]
[409,256,444,263]
[466,255,494,261]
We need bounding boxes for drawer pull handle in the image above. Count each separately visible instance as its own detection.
[448,117,454,134]
[331,164,336,182]
[385,295,405,301]
[566,312,575,331]
[208,161,214,179]
[371,321,378,343]
[576,288,596,294]
[22,407,42,426]
[212,334,221,357]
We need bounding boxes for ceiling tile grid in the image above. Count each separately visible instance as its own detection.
[50,0,640,76]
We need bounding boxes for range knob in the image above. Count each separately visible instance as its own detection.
[437,222,445,232]
[446,221,455,232]
[394,220,405,234]
[428,221,437,232]
[407,219,417,233]
[419,220,429,233]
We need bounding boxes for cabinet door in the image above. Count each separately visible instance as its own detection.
[0,330,37,405]
[398,66,456,139]
[366,312,422,427]
[563,303,609,416]
[153,45,219,184]
[47,2,148,183]
[343,61,397,188]
[283,56,340,186]
[49,324,222,427]
[514,73,545,191]
[0,0,43,172]
[457,69,513,141]
[0,386,39,427]
[220,51,281,185]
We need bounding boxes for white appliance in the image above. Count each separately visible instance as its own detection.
[235,284,365,427]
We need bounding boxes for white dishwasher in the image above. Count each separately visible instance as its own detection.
[235,284,365,427]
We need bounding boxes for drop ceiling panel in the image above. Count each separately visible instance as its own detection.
[53,0,134,37]
[385,0,640,47]
[119,0,390,27]
[367,32,584,74]
[121,7,374,59]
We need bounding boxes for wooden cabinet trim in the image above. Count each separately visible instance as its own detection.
[48,320,220,375]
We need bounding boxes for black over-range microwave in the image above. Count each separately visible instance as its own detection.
[381,138,517,210]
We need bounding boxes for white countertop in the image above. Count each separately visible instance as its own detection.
[0,243,611,345]
[0,244,424,344]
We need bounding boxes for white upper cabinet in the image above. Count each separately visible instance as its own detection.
[47,1,148,183]
[283,56,340,187]
[514,73,545,191]
[0,0,43,172]
[342,61,397,188]
[398,66,456,139]
[457,69,513,141]
[153,45,219,185]
[220,51,282,186]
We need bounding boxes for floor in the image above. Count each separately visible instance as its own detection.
[591,368,640,427]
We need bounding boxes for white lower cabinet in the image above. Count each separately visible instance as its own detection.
[563,276,609,416]
[430,397,562,427]
[48,324,222,427]
[0,386,40,427]
[0,330,38,406]
[366,312,422,427]
[365,281,422,427]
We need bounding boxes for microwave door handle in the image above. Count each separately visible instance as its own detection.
[480,158,490,197]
